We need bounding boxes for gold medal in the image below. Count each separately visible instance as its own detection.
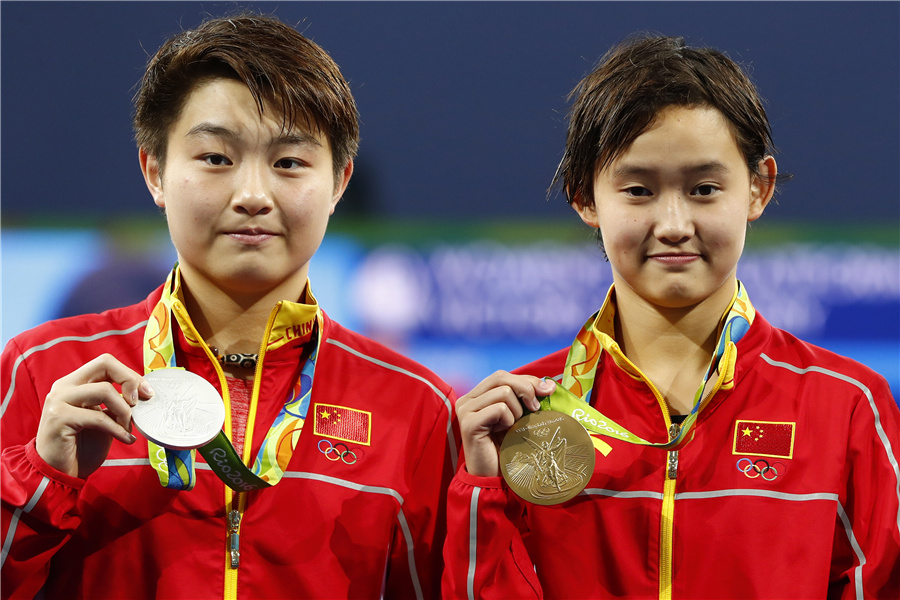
[500,410,595,505]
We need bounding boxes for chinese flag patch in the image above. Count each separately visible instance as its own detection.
[313,404,372,446]
[733,420,795,459]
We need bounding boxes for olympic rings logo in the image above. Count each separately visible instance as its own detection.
[318,439,358,465]
[736,458,785,481]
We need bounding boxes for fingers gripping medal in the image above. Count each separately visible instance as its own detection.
[133,369,225,450]
[500,410,595,505]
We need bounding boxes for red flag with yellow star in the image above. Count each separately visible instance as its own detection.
[313,403,372,445]
[733,420,795,459]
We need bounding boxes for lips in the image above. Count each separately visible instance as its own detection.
[648,253,701,266]
[225,227,278,245]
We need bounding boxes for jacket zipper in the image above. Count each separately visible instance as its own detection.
[228,510,242,568]
[171,300,262,600]
[659,421,679,600]
[223,491,245,599]
[223,303,281,600]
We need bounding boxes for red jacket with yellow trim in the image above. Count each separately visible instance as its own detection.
[442,312,900,599]
[1,284,459,600]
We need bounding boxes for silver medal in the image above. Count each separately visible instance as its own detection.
[132,369,225,450]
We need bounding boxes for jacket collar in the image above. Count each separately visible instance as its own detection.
[591,282,757,400]
[162,265,320,362]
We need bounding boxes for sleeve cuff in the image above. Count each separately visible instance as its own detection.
[25,439,86,490]
[455,457,508,490]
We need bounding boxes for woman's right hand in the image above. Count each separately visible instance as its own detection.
[456,371,555,477]
[35,354,154,479]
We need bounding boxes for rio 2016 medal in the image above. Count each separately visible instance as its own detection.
[500,410,595,505]
[132,369,225,451]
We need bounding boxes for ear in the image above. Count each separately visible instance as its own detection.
[748,156,777,222]
[139,148,166,209]
[571,189,600,228]
[329,159,354,215]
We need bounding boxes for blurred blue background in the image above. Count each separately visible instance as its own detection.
[2,1,898,397]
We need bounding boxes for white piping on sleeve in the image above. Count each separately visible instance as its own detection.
[467,486,481,600]
[1,476,51,568]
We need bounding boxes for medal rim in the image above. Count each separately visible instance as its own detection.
[500,410,595,506]
[133,369,226,450]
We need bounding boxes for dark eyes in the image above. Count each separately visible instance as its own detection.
[274,158,303,169]
[625,186,652,197]
[624,185,719,197]
[203,154,232,167]
[201,155,304,169]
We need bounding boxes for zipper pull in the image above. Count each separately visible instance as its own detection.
[228,510,241,569]
[667,422,680,479]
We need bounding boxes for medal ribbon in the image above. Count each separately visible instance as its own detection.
[143,265,320,492]
[540,282,755,452]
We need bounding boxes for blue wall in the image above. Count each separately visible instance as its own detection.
[2,1,898,223]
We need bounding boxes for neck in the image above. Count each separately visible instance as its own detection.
[177,265,310,356]
[613,280,735,414]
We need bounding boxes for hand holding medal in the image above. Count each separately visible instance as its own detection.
[456,372,555,480]
[456,373,598,505]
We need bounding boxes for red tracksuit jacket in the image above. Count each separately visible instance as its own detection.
[443,308,900,599]
[1,283,459,599]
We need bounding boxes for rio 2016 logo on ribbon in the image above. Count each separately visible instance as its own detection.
[736,457,786,481]
[207,447,257,491]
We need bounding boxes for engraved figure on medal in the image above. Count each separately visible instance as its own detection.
[500,411,595,505]
[163,383,199,435]
[133,369,226,450]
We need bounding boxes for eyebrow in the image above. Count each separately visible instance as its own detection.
[184,123,322,148]
[612,161,731,179]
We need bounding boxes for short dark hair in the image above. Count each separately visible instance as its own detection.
[133,13,359,179]
[553,35,781,208]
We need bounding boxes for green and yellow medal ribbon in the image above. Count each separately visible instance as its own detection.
[541,282,755,454]
[143,265,321,492]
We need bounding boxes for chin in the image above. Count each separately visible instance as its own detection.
[650,296,699,310]
[644,285,707,310]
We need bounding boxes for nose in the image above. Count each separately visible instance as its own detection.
[654,193,694,244]
[232,162,273,216]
